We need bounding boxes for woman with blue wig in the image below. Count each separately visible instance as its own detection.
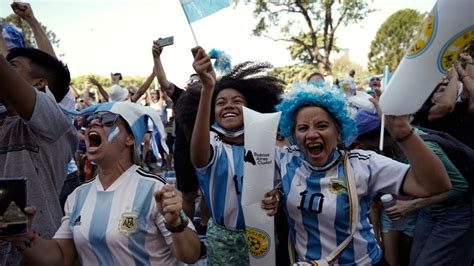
[274,84,451,265]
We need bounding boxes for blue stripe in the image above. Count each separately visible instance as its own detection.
[69,183,93,231]
[213,150,229,226]
[196,167,212,223]
[128,179,156,266]
[359,195,381,263]
[335,164,354,264]
[282,155,300,257]
[302,171,324,260]
[89,191,115,265]
[232,145,245,229]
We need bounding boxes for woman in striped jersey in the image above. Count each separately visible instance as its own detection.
[3,102,201,265]
[190,46,284,264]
[274,86,451,265]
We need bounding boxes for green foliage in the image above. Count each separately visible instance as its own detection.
[368,8,424,73]
[246,0,373,73]
[0,14,60,49]
[268,63,319,90]
[331,53,370,80]
[71,75,155,96]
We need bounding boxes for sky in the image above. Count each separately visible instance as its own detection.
[0,0,436,88]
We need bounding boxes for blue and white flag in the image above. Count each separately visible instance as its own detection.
[62,102,168,163]
[180,0,231,23]
[379,0,474,115]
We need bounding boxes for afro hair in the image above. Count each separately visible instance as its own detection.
[211,61,284,124]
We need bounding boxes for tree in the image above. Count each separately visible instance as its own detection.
[331,53,369,80]
[368,9,423,73]
[0,14,60,49]
[269,63,318,89]
[247,0,373,74]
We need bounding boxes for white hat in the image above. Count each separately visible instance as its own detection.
[108,85,128,102]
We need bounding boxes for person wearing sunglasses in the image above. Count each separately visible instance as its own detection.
[4,102,201,265]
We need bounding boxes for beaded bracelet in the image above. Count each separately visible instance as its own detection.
[396,128,414,143]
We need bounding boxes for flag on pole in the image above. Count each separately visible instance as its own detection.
[379,0,474,115]
[180,0,231,23]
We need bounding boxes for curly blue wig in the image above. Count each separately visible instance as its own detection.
[276,83,357,144]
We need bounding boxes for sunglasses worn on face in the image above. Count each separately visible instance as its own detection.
[89,112,120,127]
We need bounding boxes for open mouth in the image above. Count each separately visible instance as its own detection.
[223,112,238,119]
[307,143,323,156]
[88,131,102,148]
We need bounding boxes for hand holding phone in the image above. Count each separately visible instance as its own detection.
[0,177,27,237]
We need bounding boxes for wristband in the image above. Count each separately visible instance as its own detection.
[165,210,189,233]
[395,128,414,143]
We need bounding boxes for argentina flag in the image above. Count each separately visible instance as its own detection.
[180,0,231,23]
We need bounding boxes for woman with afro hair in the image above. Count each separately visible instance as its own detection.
[190,46,284,264]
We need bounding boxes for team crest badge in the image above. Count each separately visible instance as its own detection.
[329,178,346,195]
[118,211,139,235]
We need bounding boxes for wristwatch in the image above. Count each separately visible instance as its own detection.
[165,210,189,233]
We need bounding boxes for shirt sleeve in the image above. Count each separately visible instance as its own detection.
[25,90,74,143]
[53,192,76,239]
[195,132,219,175]
[350,150,410,197]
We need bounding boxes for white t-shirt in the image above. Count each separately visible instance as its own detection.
[54,165,195,265]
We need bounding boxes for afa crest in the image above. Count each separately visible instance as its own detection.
[118,211,139,235]
[329,178,346,195]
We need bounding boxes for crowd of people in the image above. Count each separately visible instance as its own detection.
[0,2,473,266]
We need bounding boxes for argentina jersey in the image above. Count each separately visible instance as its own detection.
[54,165,190,265]
[195,131,246,230]
[277,147,409,265]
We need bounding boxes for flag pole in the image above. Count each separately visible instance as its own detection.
[187,23,199,47]
[179,1,199,46]
[378,65,390,152]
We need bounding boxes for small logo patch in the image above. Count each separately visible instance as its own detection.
[118,211,138,235]
[246,227,271,258]
[73,215,82,226]
[329,178,346,195]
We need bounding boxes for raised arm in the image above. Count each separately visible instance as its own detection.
[11,2,56,58]
[154,185,200,263]
[428,66,459,121]
[190,46,216,167]
[455,58,474,113]
[0,52,36,119]
[87,75,109,102]
[131,71,155,103]
[384,115,451,197]
[152,43,174,96]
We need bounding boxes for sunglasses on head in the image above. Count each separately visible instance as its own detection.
[89,112,120,127]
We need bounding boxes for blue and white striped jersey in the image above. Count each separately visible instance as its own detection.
[54,165,194,265]
[196,131,246,230]
[277,148,409,265]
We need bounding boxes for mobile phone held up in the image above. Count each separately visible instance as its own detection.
[0,177,28,237]
[154,36,174,48]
